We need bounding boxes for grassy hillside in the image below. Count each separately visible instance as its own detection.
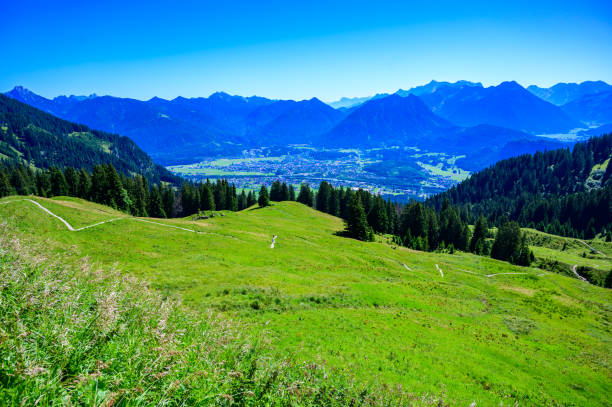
[1,196,611,405]
[525,228,611,286]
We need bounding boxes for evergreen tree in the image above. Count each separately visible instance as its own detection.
[270,180,282,201]
[147,185,167,218]
[328,189,340,216]
[0,171,12,197]
[161,184,175,218]
[258,185,270,207]
[470,216,488,254]
[247,190,256,207]
[491,221,532,265]
[288,185,296,201]
[49,167,68,197]
[64,167,79,197]
[345,193,371,241]
[280,182,290,201]
[297,183,313,207]
[106,164,127,210]
[238,190,248,210]
[367,197,388,234]
[200,184,215,211]
[316,181,331,213]
[77,169,91,199]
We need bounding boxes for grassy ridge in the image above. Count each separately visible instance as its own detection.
[1,196,611,405]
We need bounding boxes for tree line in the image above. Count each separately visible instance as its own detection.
[0,163,246,218]
[428,133,612,240]
[255,180,533,267]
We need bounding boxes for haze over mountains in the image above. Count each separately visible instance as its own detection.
[5,80,611,170]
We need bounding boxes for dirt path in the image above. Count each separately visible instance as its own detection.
[1,199,203,234]
[579,240,607,257]
[402,263,412,271]
[486,272,530,277]
[435,264,444,277]
[571,264,589,283]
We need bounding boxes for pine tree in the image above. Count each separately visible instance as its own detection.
[77,169,91,199]
[270,180,282,201]
[147,185,167,218]
[49,167,68,197]
[238,190,247,210]
[328,189,340,216]
[201,184,215,211]
[297,183,313,207]
[258,185,270,207]
[367,197,388,233]
[281,182,290,201]
[162,185,175,218]
[106,164,127,210]
[64,167,79,197]
[316,181,331,213]
[289,185,296,201]
[345,193,371,241]
[491,221,528,265]
[0,171,12,197]
[247,190,256,207]
[470,216,488,254]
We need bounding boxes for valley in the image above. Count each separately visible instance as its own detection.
[168,146,471,200]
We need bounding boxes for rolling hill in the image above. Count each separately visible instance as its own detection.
[1,195,610,405]
[0,94,178,184]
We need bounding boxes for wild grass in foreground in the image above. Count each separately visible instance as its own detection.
[0,227,441,406]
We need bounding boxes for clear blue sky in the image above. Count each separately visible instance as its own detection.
[2,0,611,101]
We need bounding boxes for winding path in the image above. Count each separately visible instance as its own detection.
[0,199,204,234]
[571,264,589,283]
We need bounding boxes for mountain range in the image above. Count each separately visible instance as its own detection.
[5,80,611,169]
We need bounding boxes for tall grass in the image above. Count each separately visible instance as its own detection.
[0,224,437,406]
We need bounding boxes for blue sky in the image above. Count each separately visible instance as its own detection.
[2,0,611,101]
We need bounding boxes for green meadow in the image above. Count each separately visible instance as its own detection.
[1,196,611,405]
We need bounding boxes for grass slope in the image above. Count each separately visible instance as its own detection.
[1,196,611,406]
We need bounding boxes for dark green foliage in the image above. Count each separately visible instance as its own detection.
[470,216,489,255]
[0,163,242,219]
[258,185,270,207]
[147,185,167,218]
[269,180,291,202]
[491,221,533,266]
[0,170,12,197]
[316,181,331,213]
[238,190,248,210]
[246,190,256,207]
[288,185,296,201]
[345,193,373,241]
[0,94,179,185]
[428,133,612,239]
[367,196,388,234]
[605,270,612,289]
[297,183,314,207]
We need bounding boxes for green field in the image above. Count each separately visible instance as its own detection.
[1,196,611,405]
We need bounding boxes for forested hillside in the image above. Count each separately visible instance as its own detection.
[0,95,179,184]
[428,134,612,239]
